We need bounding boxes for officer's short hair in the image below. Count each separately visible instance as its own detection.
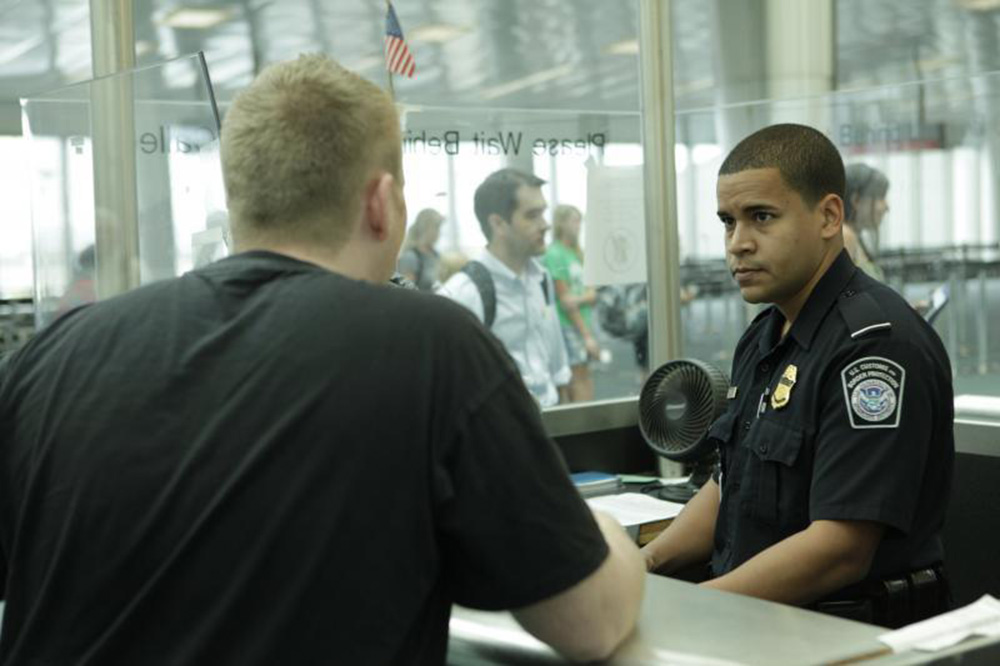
[222,53,401,248]
[719,124,845,207]
[474,168,546,241]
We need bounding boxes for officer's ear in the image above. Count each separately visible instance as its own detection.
[817,193,843,240]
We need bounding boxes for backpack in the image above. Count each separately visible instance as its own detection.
[460,260,552,330]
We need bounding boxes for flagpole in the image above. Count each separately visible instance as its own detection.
[385,0,396,101]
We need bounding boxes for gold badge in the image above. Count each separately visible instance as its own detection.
[770,364,798,410]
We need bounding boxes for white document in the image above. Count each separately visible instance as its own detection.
[878,594,1000,652]
[586,492,684,527]
[583,162,646,286]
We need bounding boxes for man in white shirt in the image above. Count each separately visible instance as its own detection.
[438,169,571,407]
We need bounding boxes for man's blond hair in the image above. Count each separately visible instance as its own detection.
[221,54,400,247]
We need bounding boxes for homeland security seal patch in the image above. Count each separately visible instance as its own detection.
[841,356,905,429]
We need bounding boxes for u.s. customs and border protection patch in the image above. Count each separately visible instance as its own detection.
[841,356,905,429]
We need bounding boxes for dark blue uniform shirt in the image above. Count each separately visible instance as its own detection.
[710,250,954,583]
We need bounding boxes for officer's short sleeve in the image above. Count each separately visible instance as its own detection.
[433,370,608,610]
[810,338,938,534]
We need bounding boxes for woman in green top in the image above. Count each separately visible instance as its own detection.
[544,205,601,402]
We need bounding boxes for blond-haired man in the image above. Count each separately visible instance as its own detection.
[0,55,643,665]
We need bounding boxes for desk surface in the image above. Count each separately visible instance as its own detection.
[448,574,1000,665]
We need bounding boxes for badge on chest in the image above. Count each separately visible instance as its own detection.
[770,364,798,410]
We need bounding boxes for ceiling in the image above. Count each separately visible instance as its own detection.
[2,0,1000,124]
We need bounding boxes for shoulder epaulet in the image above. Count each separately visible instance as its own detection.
[837,288,892,339]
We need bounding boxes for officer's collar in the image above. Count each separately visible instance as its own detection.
[759,249,857,353]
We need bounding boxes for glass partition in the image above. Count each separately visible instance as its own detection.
[399,106,649,402]
[21,52,226,329]
[674,71,1000,397]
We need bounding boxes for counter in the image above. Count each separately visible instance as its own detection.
[448,574,1000,665]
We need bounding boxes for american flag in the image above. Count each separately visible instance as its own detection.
[384,2,416,78]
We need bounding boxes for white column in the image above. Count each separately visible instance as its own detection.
[89,0,140,298]
[765,0,834,127]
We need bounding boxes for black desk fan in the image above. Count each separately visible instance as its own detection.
[638,358,730,503]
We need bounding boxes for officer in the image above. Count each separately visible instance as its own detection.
[641,124,954,627]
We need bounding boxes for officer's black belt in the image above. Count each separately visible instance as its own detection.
[809,564,950,629]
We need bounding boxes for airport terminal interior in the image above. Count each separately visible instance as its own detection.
[2,0,1000,663]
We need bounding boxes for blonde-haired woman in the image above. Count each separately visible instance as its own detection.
[543,205,601,402]
[397,208,444,291]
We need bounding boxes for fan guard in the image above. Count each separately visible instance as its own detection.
[639,358,729,463]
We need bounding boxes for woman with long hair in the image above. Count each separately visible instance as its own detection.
[844,164,890,282]
[397,208,445,291]
[544,205,601,402]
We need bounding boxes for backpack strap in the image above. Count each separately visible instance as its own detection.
[414,248,425,287]
[461,260,497,329]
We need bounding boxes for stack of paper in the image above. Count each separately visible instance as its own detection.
[586,492,685,545]
[879,595,1000,652]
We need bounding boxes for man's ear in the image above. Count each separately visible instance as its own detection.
[818,193,843,239]
[487,213,506,239]
[364,172,397,240]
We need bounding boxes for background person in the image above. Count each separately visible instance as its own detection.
[544,204,601,402]
[640,124,953,628]
[843,163,890,282]
[438,168,571,407]
[0,54,644,665]
[54,244,96,318]
[397,207,445,291]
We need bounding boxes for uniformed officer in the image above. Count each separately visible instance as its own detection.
[641,124,954,627]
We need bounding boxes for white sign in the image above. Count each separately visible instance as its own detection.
[583,162,646,286]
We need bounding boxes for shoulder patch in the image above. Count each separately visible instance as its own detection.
[838,291,892,339]
[841,356,905,429]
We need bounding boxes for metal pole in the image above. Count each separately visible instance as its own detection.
[638,0,683,478]
[638,0,682,368]
[978,268,988,375]
[89,0,140,298]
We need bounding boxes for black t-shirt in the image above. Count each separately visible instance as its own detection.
[0,251,608,665]
[709,250,954,583]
